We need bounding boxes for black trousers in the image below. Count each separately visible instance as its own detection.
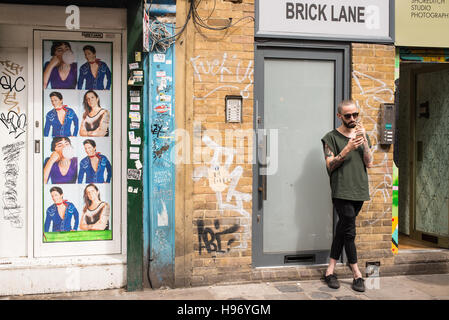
[330,198,364,265]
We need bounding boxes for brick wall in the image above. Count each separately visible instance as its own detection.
[188,0,255,285]
[351,43,396,267]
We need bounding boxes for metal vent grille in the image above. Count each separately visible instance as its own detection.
[284,254,315,264]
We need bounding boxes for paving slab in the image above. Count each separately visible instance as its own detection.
[208,283,279,300]
[359,276,435,300]
[273,283,304,293]
[281,292,311,300]
[403,274,449,299]
[308,291,335,300]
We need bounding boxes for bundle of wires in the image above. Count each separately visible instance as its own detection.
[149,19,175,53]
[147,0,254,52]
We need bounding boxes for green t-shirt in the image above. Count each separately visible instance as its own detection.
[321,129,371,201]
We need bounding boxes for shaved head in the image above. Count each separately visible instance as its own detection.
[337,100,358,114]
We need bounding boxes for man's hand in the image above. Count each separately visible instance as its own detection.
[346,136,365,152]
[355,123,366,142]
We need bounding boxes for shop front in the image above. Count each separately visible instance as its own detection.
[0,2,129,296]
[395,0,449,251]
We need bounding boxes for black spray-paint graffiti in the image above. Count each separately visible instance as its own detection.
[197,219,240,255]
[0,74,25,93]
[151,123,165,138]
[1,141,25,228]
[0,110,27,139]
[153,143,170,160]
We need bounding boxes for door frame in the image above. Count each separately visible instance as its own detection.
[252,40,351,267]
[409,64,449,248]
[33,30,124,257]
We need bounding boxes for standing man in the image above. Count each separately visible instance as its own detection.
[321,100,373,292]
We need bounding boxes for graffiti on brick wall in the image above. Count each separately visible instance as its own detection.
[193,135,251,218]
[197,219,239,255]
[190,53,253,100]
[193,135,251,252]
[352,70,394,225]
[190,52,253,255]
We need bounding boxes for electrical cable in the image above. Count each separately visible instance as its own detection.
[147,0,255,52]
[148,0,193,52]
[149,19,176,53]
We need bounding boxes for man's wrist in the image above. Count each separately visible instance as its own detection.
[336,152,345,160]
[340,146,349,158]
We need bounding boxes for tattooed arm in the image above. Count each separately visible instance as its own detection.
[362,139,373,168]
[355,125,373,168]
[323,137,364,173]
[323,143,346,173]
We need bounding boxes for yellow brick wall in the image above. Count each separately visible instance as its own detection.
[189,0,255,285]
[351,43,395,267]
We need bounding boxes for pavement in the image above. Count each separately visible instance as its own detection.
[2,273,449,300]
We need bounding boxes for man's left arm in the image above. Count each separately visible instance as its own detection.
[362,137,373,168]
[356,124,373,168]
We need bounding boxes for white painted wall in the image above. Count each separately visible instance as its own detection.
[0,47,28,258]
[0,255,126,296]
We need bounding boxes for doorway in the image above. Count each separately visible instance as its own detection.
[253,41,350,267]
[397,59,449,250]
[33,30,123,257]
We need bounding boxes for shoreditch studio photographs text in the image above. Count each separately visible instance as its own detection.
[410,0,449,19]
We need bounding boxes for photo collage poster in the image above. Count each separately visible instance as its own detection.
[42,40,113,242]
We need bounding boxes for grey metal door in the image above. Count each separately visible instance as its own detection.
[253,43,349,267]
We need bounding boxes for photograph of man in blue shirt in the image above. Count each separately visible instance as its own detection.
[77,45,112,90]
[44,186,79,232]
[43,91,79,137]
[78,139,112,184]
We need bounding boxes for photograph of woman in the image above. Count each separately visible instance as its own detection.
[43,41,77,89]
[43,91,79,137]
[43,137,78,184]
[44,186,79,232]
[77,45,112,90]
[79,90,110,137]
[78,139,112,184]
[79,184,110,231]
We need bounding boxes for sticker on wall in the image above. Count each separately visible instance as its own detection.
[159,94,171,102]
[130,153,140,160]
[127,168,141,180]
[153,54,165,63]
[129,112,141,122]
[157,200,169,227]
[42,39,113,243]
[154,104,170,114]
[129,62,139,70]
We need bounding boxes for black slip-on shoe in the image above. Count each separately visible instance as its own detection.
[324,274,340,289]
[352,277,365,292]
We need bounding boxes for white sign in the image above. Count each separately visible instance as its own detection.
[257,0,392,42]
